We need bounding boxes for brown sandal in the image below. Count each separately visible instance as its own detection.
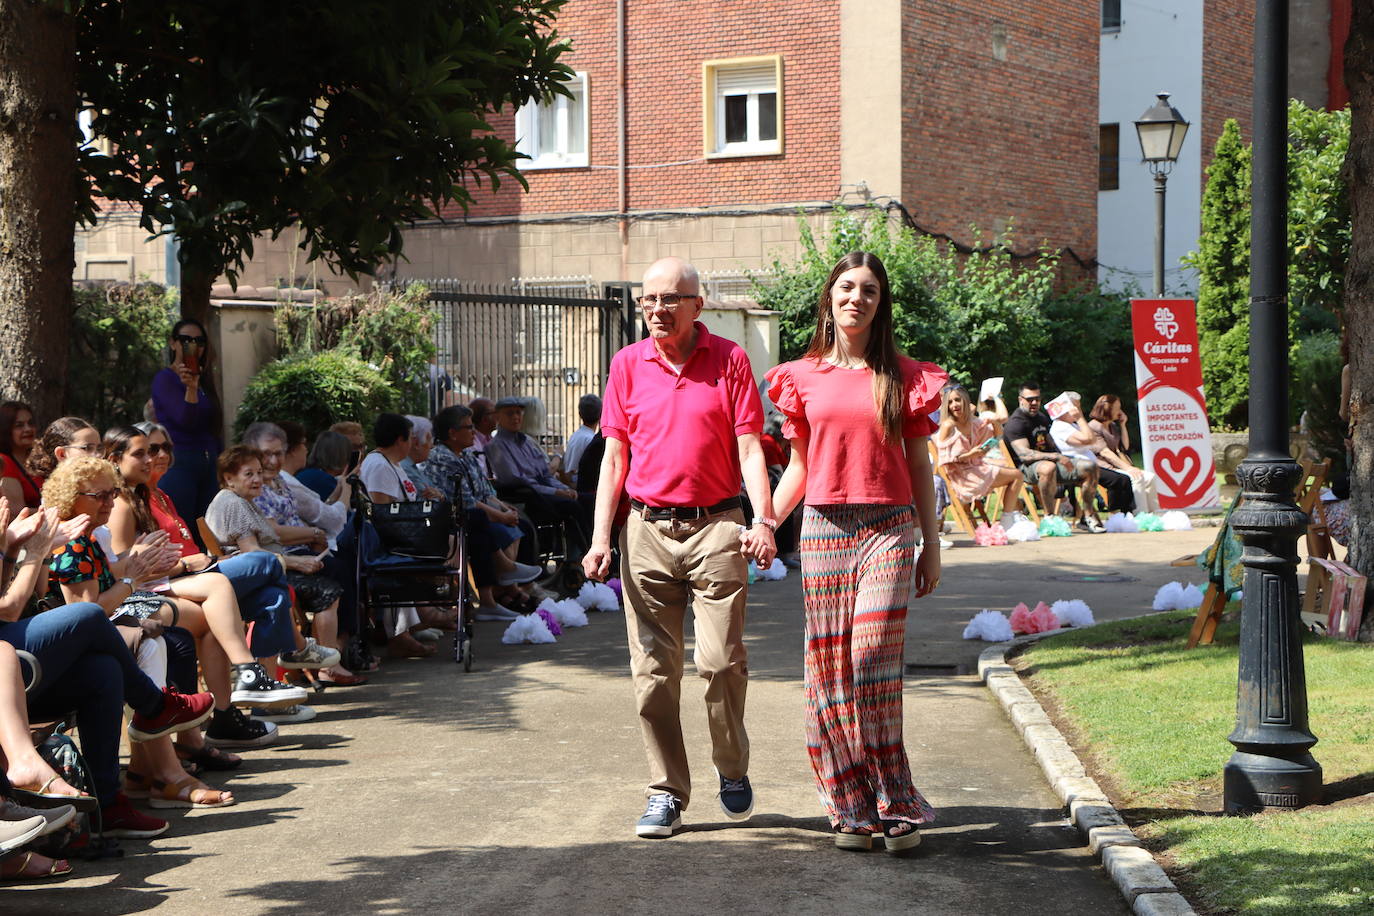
[0,850,73,882]
[148,777,235,809]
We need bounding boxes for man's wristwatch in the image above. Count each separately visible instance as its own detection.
[751,517,778,531]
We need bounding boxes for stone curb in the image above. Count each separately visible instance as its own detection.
[978,636,1197,916]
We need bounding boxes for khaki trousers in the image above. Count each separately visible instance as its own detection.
[620,507,750,807]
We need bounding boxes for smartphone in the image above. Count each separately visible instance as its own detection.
[980,437,1000,452]
[184,351,200,375]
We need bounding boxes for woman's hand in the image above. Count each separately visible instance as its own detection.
[913,542,941,598]
[52,514,89,550]
[183,553,215,573]
[138,617,165,640]
[124,548,166,588]
[175,364,200,389]
[6,505,53,552]
[284,554,322,574]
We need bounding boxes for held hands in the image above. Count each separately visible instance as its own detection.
[740,524,777,567]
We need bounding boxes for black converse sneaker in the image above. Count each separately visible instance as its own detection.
[230,663,309,707]
[204,707,279,748]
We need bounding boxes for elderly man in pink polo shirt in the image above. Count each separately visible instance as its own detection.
[584,256,777,840]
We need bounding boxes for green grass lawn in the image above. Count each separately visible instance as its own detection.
[1019,610,1374,915]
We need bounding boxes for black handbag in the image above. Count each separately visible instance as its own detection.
[370,499,452,561]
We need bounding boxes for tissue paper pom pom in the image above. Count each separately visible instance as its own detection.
[1162,511,1192,531]
[751,558,787,580]
[501,613,557,644]
[535,607,563,636]
[974,523,1010,546]
[1009,602,1033,634]
[1051,599,1095,628]
[962,609,1015,642]
[577,581,621,611]
[1005,517,1041,541]
[1029,603,1060,633]
[1039,516,1073,537]
[537,598,588,628]
[1104,512,1139,533]
[1135,512,1164,532]
[605,578,623,599]
[1152,581,1205,611]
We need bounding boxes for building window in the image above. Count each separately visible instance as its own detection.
[1102,0,1122,32]
[515,71,589,169]
[703,56,783,157]
[1099,123,1120,191]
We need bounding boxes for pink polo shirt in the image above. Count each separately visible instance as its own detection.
[601,322,763,507]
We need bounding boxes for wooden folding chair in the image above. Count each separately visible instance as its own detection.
[1295,458,1333,560]
[929,441,992,537]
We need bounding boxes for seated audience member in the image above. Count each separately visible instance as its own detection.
[935,385,1027,525]
[240,424,365,682]
[486,398,588,557]
[467,397,496,475]
[1088,394,1160,514]
[330,421,365,453]
[0,402,41,511]
[104,426,306,749]
[1003,382,1098,527]
[562,395,601,487]
[277,427,352,545]
[206,446,357,678]
[1045,393,1117,532]
[356,415,440,658]
[401,415,445,499]
[26,417,101,482]
[428,406,541,620]
[40,458,225,826]
[299,430,355,502]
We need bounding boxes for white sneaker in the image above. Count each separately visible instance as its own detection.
[252,705,316,724]
[475,604,520,622]
[938,537,953,549]
[1001,512,1027,528]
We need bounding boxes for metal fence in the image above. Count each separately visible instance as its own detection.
[403,279,634,445]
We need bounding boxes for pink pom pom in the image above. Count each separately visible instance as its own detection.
[974,522,1010,546]
[989,523,1009,545]
[536,607,563,636]
[606,578,623,599]
[1029,603,1059,633]
[1009,602,1033,634]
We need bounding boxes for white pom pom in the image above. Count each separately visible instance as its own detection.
[1051,599,1095,628]
[1179,583,1205,608]
[1004,517,1041,541]
[576,581,621,611]
[539,597,588,628]
[1161,510,1193,531]
[1104,512,1139,533]
[1152,581,1206,611]
[962,609,1015,642]
[501,613,557,645]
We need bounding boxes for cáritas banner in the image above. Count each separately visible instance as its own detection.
[1130,299,1221,510]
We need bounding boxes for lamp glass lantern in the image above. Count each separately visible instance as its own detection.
[1134,92,1190,167]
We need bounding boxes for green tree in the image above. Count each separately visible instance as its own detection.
[73,0,573,324]
[1188,102,1350,429]
[67,282,176,430]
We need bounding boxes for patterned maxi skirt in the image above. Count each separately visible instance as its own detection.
[800,503,936,830]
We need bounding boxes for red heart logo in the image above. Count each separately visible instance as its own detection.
[1154,447,1202,496]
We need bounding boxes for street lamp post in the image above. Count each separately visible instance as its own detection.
[1134,93,1190,297]
[1223,0,1321,814]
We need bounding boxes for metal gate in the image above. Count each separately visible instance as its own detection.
[411,279,636,444]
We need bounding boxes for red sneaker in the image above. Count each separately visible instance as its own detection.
[128,688,215,743]
[100,793,169,839]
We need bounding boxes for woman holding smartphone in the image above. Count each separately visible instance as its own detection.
[935,385,1026,523]
[150,319,222,531]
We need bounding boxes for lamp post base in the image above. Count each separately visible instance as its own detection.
[1223,750,1323,814]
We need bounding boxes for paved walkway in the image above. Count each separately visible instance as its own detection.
[7,526,1218,915]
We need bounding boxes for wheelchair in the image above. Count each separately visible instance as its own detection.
[349,479,477,670]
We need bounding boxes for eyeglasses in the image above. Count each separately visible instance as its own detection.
[79,488,119,503]
[1020,395,1041,403]
[147,443,170,456]
[636,294,700,312]
[174,334,207,347]
[65,442,99,453]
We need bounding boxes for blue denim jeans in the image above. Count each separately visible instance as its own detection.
[215,551,297,657]
[0,603,165,806]
[161,446,219,546]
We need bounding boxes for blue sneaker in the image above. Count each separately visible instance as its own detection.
[635,793,683,838]
[718,773,754,820]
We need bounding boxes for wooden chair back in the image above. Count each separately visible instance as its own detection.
[928,440,992,537]
[1295,458,1333,560]
[197,518,226,557]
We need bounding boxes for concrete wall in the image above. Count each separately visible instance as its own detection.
[700,306,781,384]
[1098,1,1205,294]
[74,216,172,284]
[209,300,280,442]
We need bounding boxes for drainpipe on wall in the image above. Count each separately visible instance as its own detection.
[617,0,628,283]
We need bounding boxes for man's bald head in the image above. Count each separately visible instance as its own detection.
[642,257,700,296]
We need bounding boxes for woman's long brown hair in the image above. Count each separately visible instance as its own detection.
[802,251,905,443]
[102,425,158,535]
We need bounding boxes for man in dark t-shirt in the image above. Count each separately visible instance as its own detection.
[1003,382,1080,518]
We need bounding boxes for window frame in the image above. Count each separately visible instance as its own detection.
[515,70,590,170]
[703,55,784,159]
[1102,0,1122,33]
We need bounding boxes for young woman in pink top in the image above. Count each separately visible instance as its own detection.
[766,251,947,854]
